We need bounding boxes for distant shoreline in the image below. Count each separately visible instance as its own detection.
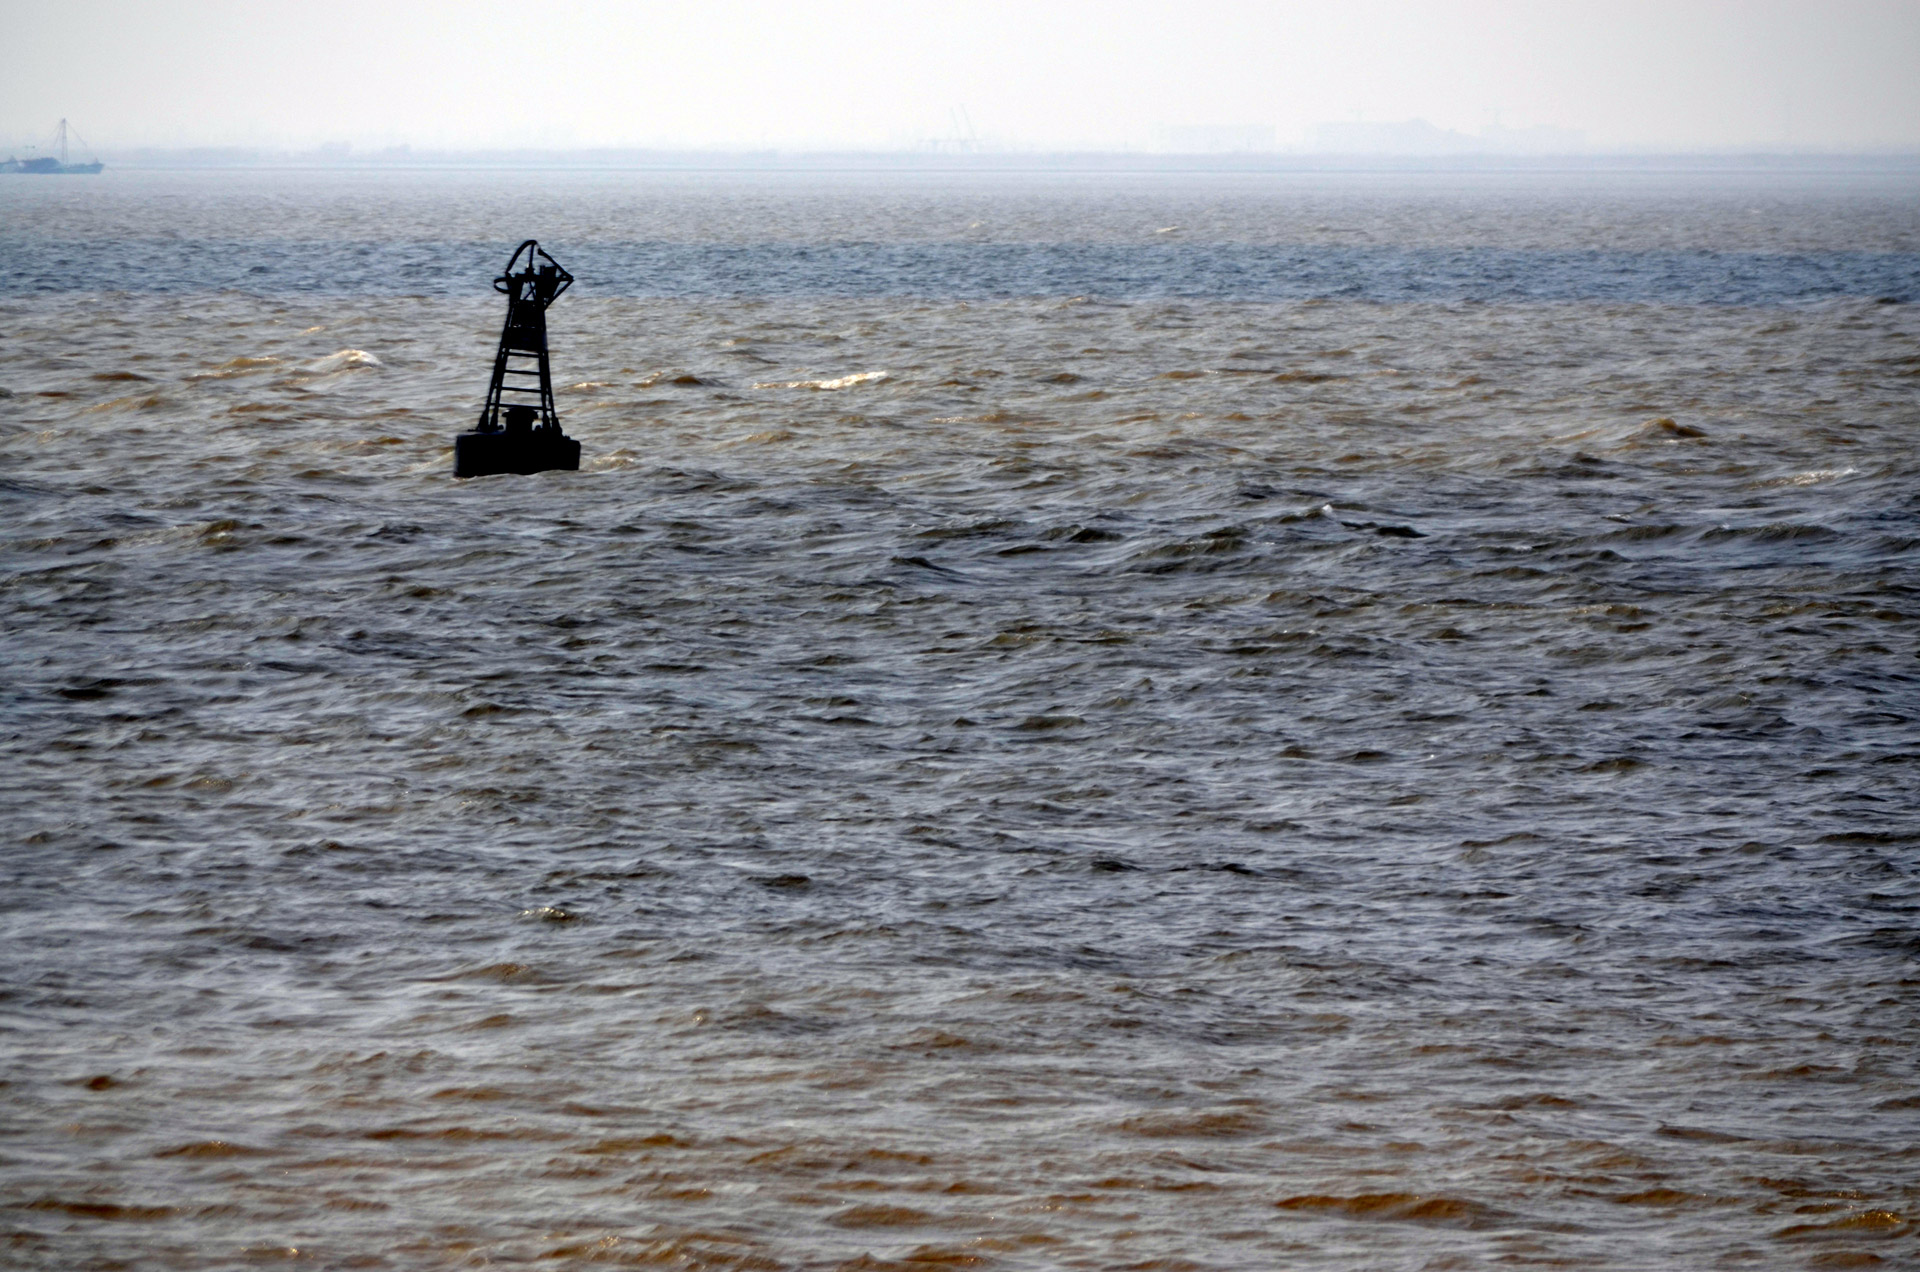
[45,149,1920,176]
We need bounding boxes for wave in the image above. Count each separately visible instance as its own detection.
[306,349,382,373]
[9,238,1916,304]
[752,370,888,390]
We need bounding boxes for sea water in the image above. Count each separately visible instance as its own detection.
[2,166,1918,1269]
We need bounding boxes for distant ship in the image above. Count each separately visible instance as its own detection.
[2,119,103,174]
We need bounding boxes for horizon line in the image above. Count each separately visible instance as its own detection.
[30,146,1920,173]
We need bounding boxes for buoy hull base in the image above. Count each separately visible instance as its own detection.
[454,430,581,479]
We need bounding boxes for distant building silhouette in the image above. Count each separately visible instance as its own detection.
[1310,119,1585,155]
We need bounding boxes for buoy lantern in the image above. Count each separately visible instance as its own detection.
[455,240,582,478]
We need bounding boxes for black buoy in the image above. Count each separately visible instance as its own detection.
[454,240,582,479]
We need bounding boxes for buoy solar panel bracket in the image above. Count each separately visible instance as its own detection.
[455,240,583,478]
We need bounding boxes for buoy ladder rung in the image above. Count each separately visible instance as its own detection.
[479,313,557,429]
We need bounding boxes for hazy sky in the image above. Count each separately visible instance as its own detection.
[6,0,1918,152]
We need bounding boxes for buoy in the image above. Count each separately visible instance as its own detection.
[454,240,582,478]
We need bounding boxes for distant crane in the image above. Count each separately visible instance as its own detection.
[923,106,981,155]
[2,119,103,174]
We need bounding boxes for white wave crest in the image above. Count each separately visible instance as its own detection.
[752,370,888,391]
[308,349,382,373]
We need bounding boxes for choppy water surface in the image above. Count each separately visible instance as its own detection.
[3,169,1918,1270]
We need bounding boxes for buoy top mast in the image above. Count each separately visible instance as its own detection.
[495,238,573,303]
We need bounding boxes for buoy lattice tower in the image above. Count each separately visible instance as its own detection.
[455,239,582,478]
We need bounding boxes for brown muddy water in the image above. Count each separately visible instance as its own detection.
[2,169,1918,1270]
